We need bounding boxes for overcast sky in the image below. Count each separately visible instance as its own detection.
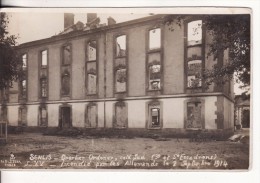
[7,12,150,44]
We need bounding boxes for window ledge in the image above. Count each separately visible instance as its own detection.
[148,127,161,130]
[147,49,161,54]
[115,56,127,59]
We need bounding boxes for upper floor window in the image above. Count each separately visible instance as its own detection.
[116,35,126,57]
[41,50,48,67]
[22,54,27,69]
[62,44,71,65]
[186,20,203,88]
[87,72,97,95]
[148,64,161,90]
[115,68,126,93]
[187,20,202,46]
[40,78,47,97]
[21,79,27,98]
[87,40,97,61]
[61,73,70,96]
[149,28,161,50]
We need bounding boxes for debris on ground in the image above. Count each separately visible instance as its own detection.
[228,134,249,144]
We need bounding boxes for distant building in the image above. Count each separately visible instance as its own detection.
[0,14,234,135]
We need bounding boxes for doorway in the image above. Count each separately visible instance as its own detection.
[60,106,71,128]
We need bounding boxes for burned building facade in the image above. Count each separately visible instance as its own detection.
[0,14,234,135]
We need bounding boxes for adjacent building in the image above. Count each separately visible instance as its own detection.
[0,14,234,135]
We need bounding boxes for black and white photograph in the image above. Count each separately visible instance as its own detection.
[0,7,252,170]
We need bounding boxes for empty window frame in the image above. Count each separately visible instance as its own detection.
[18,106,27,126]
[22,54,27,69]
[85,104,97,128]
[187,60,202,88]
[115,68,126,92]
[40,78,48,97]
[148,64,161,90]
[39,107,47,126]
[114,102,127,128]
[62,44,72,65]
[186,20,203,88]
[186,102,202,129]
[61,73,70,96]
[151,108,160,127]
[0,106,7,122]
[20,79,27,98]
[149,28,161,50]
[87,40,97,61]
[87,73,97,95]
[148,102,161,128]
[116,35,126,57]
[187,20,202,46]
[41,50,48,67]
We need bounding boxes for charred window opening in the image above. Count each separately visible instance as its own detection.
[40,78,48,97]
[0,106,7,122]
[149,28,161,50]
[187,60,202,88]
[20,79,27,98]
[62,45,72,65]
[86,40,98,95]
[18,106,27,126]
[114,102,127,128]
[151,108,160,127]
[22,54,27,70]
[85,103,97,128]
[187,20,202,46]
[148,64,161,90]
[148,102,161,129]
[61,73,70,96]
[87,40,97,61]
[41,50,48,67]
[186,20,203,88]
[39,107,47,127]
[115,68,126,92]
[87,73,97,95]
[116,35,126,57]
[186,102,202,129]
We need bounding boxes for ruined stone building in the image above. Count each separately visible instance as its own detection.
[0,14,234,135]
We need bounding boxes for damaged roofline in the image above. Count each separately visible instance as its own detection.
[16,14,167,50]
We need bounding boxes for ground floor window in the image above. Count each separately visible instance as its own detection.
[85,103,97,128]
[0,106,7,122]
[114,102,127,128]
[186,102,202,129]
[18,106,27,126]
[39,106,47,127]
[148,101,161,128]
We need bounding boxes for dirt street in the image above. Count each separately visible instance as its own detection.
[0,133,249,170]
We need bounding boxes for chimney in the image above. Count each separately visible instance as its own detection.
[87,13,97,23]
[64,13,74,29]
[107,16,116,26]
